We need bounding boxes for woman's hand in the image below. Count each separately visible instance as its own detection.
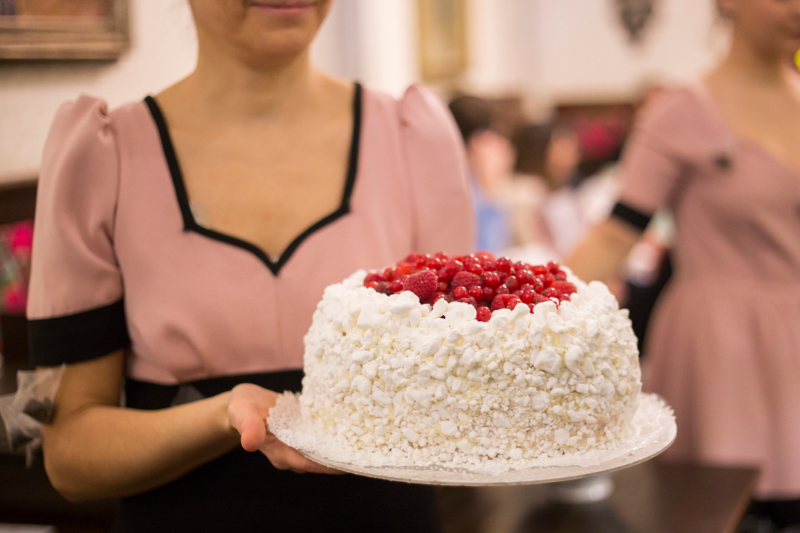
[227,384,341,474]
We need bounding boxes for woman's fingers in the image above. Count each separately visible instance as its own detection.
[261,433,343,474]
[227,386,274,451]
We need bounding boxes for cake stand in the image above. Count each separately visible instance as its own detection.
[269,393,676,486]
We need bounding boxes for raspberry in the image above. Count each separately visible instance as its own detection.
[505,275,519,292]
[554,272,567,281]
[490,294,508,311]
[389,280,404,293]
[481,259,496,272]
[550,281,577,296]
[483,271,501,288]
[476,307,492,322]
[496,257,512,273]
[468,286,484,301]
[458,297,478,307]
[452,286,468,300]
[547,261,561,274]
[451,271,482,289]
[403,269,438,302]
[364,272,387,284]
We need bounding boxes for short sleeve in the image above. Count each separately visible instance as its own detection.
[27,95,130,366]
[617,89,693,214]
[399,85,475,256]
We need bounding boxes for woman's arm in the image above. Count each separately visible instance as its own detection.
[43,352,336,503]
[566,217,641,282]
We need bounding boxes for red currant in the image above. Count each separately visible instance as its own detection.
[496,257,512,273]
[432,293,448,305]
[389,280,404,293]
[476,307,492,322]
[437,269,453,283]
[467,263,484,275]
[533,265,548,276]
[445,260,463,275]
[544,274,555,288]
[436,282,449,293]
[506,296,523,310]
[453,286,468,299]
[483,271,501,288]
[547,261,561,274]
[483,286,495,301]
[520,290,535,304]
[505,276,520,292]
[468,286,484,301]
[495,285,509,296]
[517,270,531,284]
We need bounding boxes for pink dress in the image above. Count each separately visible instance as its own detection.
[25,83,474,532]
[619,82,800,498]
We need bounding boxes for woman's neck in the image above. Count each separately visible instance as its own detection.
[180,47,321,124]
[716,29,793,88]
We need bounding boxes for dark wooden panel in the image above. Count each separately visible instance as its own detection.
[0,177,37,225]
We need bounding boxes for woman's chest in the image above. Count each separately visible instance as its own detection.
[177,126,352,261]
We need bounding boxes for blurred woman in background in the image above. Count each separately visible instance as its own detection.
[569,0,800,528]
[27,1,473,531]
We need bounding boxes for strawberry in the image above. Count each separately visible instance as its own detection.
[403,269,438,302]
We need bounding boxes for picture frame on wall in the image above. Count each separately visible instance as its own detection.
[0,0,129,60]
[417,0,468,82]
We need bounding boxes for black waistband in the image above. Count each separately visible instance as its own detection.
[124,369,304,410]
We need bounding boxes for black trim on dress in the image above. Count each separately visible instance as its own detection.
[28,299,130,366]
[611,201,653,232]
[143,83,363,277]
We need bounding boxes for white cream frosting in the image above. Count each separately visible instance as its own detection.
[300,270,642,467]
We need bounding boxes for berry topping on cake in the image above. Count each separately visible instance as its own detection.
[363,253,576,318]
[402,269,438,303]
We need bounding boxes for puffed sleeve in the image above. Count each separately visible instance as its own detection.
[26,95,130,366]
[399,85,475,256]
[616,88,694,215]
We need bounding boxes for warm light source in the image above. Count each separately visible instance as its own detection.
[795,49,800,71]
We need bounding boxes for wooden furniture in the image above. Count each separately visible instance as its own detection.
[437,461,759,533]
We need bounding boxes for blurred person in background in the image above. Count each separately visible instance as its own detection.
[512,122,583,259]
[568,0,800,529]
[449,95,517,254]
[26,1,473,531]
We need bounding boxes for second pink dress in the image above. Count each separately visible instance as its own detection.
[619,82,800,498]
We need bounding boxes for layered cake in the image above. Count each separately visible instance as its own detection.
[299,253,642,467]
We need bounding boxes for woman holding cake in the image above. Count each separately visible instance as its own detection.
[569,0,800,527]
[26,1,473,531]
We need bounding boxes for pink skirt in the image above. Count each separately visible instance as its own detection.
[643,276,800,499]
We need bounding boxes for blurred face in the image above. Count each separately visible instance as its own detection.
[719,0,800,59]
[546,130,580,189]
[189,0,332,67]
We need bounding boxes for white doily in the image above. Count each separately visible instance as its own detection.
[268,393,676,486]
